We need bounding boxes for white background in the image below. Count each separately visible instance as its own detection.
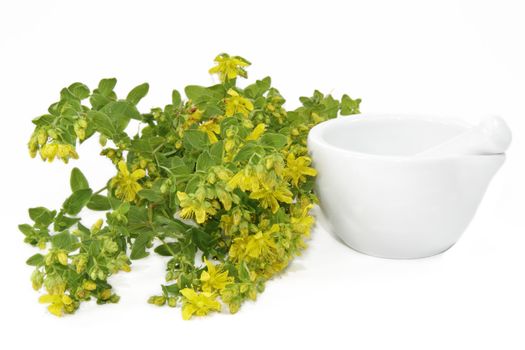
[0,0,524,349]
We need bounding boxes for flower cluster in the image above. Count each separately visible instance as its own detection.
[20,54,361,319]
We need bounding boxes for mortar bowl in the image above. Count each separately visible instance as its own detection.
[307,114,505,259]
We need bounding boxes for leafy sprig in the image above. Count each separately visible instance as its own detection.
[20,53,361,318]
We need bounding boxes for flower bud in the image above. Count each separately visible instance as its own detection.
[31,269,44,290]
[91,219,103,233]
[57,251,68,266]
[206,172,217,184]
[74,254,88,273]
[166,271,175,281]
[167,297,177,307]
[45,252,55,266]
[99,134,108,147]
[62,295,73,305]
[82,280,97,291]
[147,295,166,306]
[242,119,254,129]
[225,127,237,138]
[37,129,47,145]
[100,289,112,300]
[225,139,235,152]
[103,239,118,253]
[47,129,58,139]
[265,158,274,170]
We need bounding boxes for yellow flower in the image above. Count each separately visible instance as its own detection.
[246,225,279,259]
[200,259,233,293]
[227,166,262,192]
[229,225,279,262]
[39,143,79,163]
[249,182,294,213]
[198,120,221,144]
[208,53,251,82]
[180,288,221,320]
[283,153,317,187]
[39,293,74,317]
[291,203,315,237]
[224,89,254,117]
[39,143,57,162]
[57,144,79,163]
[183,109,203,129]
[245,123,266,141]
[57,251,68,266]
[216,186,233,210]
[110,161,146,202]
[177,191,217,224]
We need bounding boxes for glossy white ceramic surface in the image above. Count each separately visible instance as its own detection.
[307,114,506,258]
[417,115,512,156]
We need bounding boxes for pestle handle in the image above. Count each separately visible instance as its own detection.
[417,116,512,156]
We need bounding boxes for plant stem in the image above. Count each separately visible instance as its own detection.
[157,237,178,257]
[93,185,108,195]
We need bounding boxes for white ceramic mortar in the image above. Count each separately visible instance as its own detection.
[307,114,506,258]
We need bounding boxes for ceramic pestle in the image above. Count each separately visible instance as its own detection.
[416,116,512,156]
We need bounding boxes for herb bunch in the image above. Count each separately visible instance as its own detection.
[21,54,361,319]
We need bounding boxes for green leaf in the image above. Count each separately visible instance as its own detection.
[191,227,214,254]
[169,157,191,175]
[130,231,154,260]
[88,110,116,137]
[185,85,217,100]
[183,130,209,151]
[137,189,163,203]
[172,89,182,107]
[340,94,361,115]
[51,232,79,251]
[70,167,89,192]
[161,283,180,295]
[29,207,56,227]
[86,194,112,211]
[18,224,34,236]
[209,141,224,163]
[259,133,288,148]
[26,253,45,266]
[90,93,112,110]
[321,94,340,119]
[244,77,271,98]
[101,101,140,132]
[238,262,251,281]
[31,114,55,127]
[97,78,117,96]
[60,88,79,103]
[53,212,80,231]
[185,175,201,193]
[68,82,90,100]
[62,189,93,215]
[127,206,148,226]
[154,242,181,257]
[196,151,217,172]
[126,83,149,105]
[130,136,165,154]
[234,142,264,162]
[154,216,189,238]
